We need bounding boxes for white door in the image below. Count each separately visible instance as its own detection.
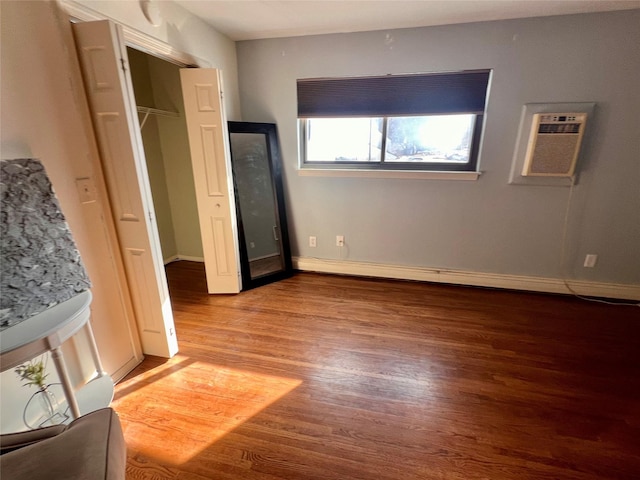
[72,20,178,358]
[180,69,242,294]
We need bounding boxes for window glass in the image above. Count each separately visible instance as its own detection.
[305,118,382,162]
[385,115,475,163]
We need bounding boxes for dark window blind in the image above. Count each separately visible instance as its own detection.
[297,70,491,118]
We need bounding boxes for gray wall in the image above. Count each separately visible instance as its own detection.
[236,10,640,285]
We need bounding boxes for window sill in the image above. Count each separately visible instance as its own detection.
[297,168,481,180]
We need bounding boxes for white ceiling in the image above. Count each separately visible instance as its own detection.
[172,0,640,41]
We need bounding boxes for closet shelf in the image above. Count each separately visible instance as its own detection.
[136,106,179,117]
[137,106,180,128]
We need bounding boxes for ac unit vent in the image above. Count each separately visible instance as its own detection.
[522,112,587,177]
[538,123,581,134]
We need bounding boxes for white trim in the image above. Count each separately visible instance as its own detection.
[298,168,481,180]
[59,0,210,67]
[293,257,640,301]
[59,0,104,22]
[164,255,205,265]
[110,356,145,384]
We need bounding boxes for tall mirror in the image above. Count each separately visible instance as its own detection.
[228,121,293,290]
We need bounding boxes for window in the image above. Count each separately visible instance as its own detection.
[297,70,491,172]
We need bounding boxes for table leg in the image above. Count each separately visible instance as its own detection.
[50,347,81,419]
[84,321,105,377]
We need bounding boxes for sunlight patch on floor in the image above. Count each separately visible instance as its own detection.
[112,355,302,464]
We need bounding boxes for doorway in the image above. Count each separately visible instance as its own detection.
[73,19,289,362]
[72,20,242,358]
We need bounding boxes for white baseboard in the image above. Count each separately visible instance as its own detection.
[164,255,205,265]
[293,257,640,301]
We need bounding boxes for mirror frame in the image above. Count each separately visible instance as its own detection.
[228,121,293,290]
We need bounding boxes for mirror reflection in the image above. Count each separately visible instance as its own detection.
[228,122,292,289]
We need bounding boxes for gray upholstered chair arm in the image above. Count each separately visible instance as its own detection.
[0,424,67,454]
[0,408,126,480]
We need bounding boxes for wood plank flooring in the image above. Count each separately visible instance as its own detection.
[113,261,640,480]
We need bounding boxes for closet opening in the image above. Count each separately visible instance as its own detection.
[126,47,204,274]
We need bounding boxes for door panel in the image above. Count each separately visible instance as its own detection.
[201,125,225,196]
[180,69,241,294]
[96,112,141,221]
[73,20,178,358]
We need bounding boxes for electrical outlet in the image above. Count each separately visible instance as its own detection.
[584,254,598,268]
[309,236,317,247]
[336,235,345,247]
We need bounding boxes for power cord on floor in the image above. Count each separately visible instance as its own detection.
[560,176,640,307]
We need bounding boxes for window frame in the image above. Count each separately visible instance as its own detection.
[299,114,485,172]
[297,70,491,173]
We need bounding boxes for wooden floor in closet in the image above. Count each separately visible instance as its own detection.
[113,261,640,480]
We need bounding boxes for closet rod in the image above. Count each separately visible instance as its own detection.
[137,106,179,129]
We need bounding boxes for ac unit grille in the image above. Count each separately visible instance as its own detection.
[522,112,588,177]
[538,123,581,134]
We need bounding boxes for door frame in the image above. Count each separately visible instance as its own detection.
[73,20,179,358]
[61,1,210,69]
[63,2,237,354]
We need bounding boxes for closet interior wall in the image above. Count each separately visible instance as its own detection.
[127,48,204,264]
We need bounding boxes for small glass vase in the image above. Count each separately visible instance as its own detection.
[23,384,69,429]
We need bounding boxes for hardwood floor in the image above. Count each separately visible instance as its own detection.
[113,261,640,480]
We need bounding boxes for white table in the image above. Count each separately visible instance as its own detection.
[0,291,114,424]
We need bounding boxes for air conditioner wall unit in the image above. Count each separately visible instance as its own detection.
[522,112,587,177]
